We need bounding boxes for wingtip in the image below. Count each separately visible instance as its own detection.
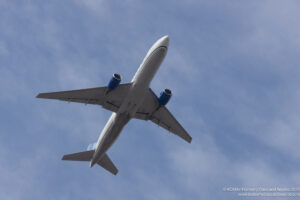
[113,170,119,175]
[36,93,42,98]
[61,154,69,160]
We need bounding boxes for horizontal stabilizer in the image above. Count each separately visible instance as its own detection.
[62,150,94,161]
[62,151,118,175]
[98,153,118,175]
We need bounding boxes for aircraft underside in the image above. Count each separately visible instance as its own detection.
[37,35,192,175]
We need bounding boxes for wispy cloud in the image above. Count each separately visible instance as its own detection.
[1,0,300,199]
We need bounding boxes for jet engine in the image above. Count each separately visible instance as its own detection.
[158,89,172,106]
[108,73,121,90]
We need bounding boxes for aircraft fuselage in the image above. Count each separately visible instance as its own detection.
[90,36,169,167]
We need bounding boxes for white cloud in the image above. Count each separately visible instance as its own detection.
[73,0,110,17]
[2,0,300,199]
[167,135,300,198]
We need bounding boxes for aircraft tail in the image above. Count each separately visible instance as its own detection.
[62,150,118,175]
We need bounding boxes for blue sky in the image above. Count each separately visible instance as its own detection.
[1,0,300,199]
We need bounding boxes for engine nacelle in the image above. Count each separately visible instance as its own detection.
[158,89,172,106]
[108,73,121,90]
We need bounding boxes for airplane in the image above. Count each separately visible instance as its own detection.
[36,35,192,175]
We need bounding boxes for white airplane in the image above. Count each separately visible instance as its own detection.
[37,35,192,175]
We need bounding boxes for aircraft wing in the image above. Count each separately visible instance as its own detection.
[36,83,132,113]
[134,89,192,143]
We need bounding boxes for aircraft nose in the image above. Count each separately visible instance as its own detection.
[160,35,169,48]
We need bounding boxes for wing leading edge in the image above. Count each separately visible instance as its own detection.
[134,89,192,143]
